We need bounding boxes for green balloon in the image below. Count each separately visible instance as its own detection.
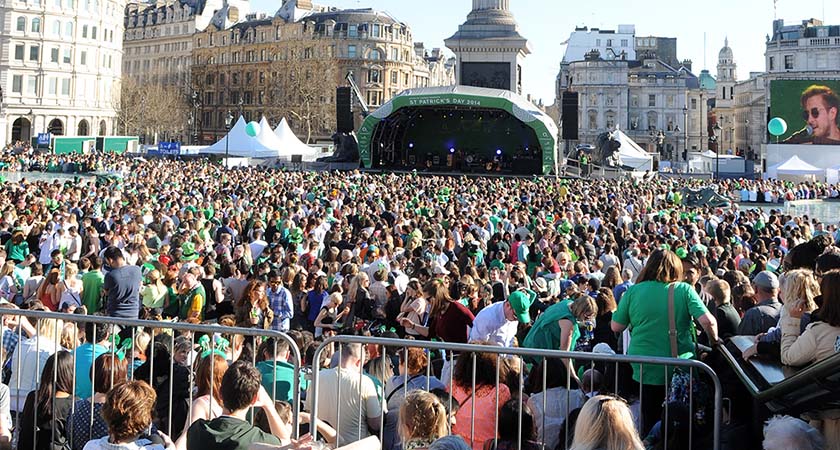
[767,117,787,137]
[245,121,261,137]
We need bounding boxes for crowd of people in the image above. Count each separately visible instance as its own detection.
[0,153,837,450]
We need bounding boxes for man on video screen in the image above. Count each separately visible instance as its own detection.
[782,85,840,145]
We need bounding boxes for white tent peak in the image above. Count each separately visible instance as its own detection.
[272,118,320,160]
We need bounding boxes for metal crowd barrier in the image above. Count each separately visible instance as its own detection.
[0,309,302,448]
[309,335,723,450]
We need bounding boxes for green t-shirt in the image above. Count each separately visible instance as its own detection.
[522,299,580,353]
[256,360,308,404]
[612,281,709,385]
[187,416,280,450]
[81,270,105,314]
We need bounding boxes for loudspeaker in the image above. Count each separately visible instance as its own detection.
[561,91,579,141]
[336,87,354,133]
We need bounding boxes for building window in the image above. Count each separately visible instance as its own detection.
[82,24,88,37]
[26,76,37,94]
[61,78,70,95]
[30,18,41,33]
[14,44,24,60]
[348,44,356,58]
[50,47,59,62]
[16,17,25,32]
[691,98,697,110]
[391,48,398,61]
[205,92,213,105]
[390,71,398,84]
[596,39,601,47]
[349,24,357,38]
[91,26,96,39]
[588,110,597,130]
[80,50,86,65]
[367,90,382,106]
[784,55,793,70]
[648,94,656,107]
[48,77,57,95]
[12,75,22,93]
[769,56,775,70]
[371,24,381,37]
[53,20,60,36]
[631,94,639,107]
[621,39,628,47]
[606,39,612,47]
[63,49,71,63]
[368,68,381,83]
[370,49,381,60]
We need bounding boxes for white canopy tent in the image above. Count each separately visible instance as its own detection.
[202,116,283,159]
[765,155,825,180]
[827,164,840,185]
[273,118,321,162]
[612,128,654,171]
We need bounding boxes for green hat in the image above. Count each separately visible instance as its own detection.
[676,247,688,259]
[180,242,199,262]
[507,290,535,324]
[489,259,505,271]
[289,227,304,244]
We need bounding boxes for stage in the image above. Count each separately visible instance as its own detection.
[357,86,559,176]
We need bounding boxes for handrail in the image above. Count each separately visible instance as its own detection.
[309,334,722,450]
[0,309,304,438]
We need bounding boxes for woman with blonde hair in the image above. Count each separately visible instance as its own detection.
[9,317,64,412]
[523,293,598,384]
[570,395,644,450]
[141,269,168,313]
[57,263,83,312]
[779,269,820,315]
[400,391,449,450]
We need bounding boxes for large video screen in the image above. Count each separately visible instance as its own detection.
[461,62,511,91]
[770,80,840,145]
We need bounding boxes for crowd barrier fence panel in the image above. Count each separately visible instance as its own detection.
[0,309,302,447]
[309,335,723,450]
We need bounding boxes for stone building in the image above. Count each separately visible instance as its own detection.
[190,5,455,143]
[714,38,737,154]
[0,0,125,144]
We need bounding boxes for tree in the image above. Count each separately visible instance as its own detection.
[266,39,337,143]
[113,74,190,143]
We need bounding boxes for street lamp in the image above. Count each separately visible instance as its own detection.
[682,105,689,162]
[191,91,199,145]
[713,123,722,179]
[224,110,234,168]
[745,119,751,159]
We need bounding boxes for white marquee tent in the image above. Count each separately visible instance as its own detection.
[202,116,283,159]
[612,128,654,171]
[765,155,825,180]
[273,118,320,161]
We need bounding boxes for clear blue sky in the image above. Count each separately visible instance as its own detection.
[251,0,839,105]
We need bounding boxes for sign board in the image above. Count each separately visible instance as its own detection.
[149,141,181,156]
[37,133,51,147]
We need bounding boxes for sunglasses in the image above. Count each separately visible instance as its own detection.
[802,107,824,121]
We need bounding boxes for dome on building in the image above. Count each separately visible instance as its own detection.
[718,37,733,62]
